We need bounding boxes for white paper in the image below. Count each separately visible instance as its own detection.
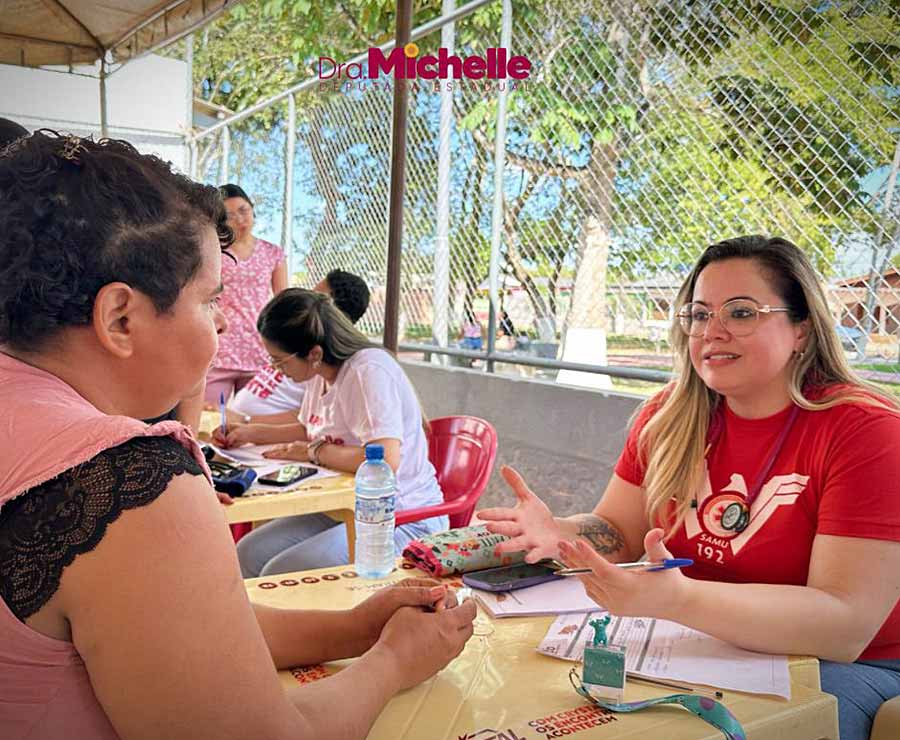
[471,577,599,618]
[208,442,289,465]
[538,611,791,699]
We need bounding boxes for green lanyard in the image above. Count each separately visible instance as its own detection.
[569,668,746,740]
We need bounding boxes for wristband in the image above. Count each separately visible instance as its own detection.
[308,438,327,465]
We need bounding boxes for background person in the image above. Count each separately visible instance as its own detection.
[228,269,370,425]
[479,235,900,740]
[215,289,447,577]
[0,132,475,740]
[205,183,288,403]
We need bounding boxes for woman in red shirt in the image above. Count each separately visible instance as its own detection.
[480,235,900,740]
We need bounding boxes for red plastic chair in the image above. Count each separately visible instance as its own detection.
[395,415,498,529]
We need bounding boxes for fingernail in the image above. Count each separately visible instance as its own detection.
[429,586,445,597]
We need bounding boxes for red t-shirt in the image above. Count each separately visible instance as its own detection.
[614,387,900,660]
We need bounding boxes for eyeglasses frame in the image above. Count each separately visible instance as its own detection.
[676,298,792,337]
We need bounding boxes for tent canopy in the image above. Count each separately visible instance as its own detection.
[0,0,235,67]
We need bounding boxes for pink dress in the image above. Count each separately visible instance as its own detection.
[0,353,211,739]
[215,238,285,371]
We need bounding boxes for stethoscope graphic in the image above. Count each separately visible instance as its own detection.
[696,404,801,534]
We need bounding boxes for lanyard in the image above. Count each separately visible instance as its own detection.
[706,404,800,508]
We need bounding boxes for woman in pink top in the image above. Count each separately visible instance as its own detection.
[204,183,289,403]
[0,132,475,740]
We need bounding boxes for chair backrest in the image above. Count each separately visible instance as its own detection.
[426,415,498,528]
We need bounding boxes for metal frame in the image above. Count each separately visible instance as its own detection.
[400,342,673,383]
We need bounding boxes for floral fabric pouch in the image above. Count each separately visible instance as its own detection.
[401,524,525,577]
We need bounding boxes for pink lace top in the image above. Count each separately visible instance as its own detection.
[0,353,211,739]
[215,238,285,371]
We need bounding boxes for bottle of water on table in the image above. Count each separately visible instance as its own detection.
[354,443,396,579]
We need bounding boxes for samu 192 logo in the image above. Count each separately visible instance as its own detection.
[319,43,531,81]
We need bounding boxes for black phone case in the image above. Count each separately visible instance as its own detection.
[258,465,317,487]
[461,563,562,592]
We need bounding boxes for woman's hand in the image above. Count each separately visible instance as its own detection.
[263,441,310,461]
[214,491,234,506]
[211,423,264,449]
[349,579,455,654]
[372,599,476,692]
[477,465,564,562]
[558,528,690,618]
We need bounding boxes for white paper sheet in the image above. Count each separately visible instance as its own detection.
[471,577,599,618]
[538,611,791,699]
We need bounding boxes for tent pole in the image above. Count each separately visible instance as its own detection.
[99,54,109,138]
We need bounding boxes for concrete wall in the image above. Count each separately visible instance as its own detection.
[402,361,645,516]
[1,54,189,169]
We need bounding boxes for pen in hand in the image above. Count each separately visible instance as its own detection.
[555,558,693,576]
[219,391,227,436]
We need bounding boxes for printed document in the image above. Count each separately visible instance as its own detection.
[538,611,790,698]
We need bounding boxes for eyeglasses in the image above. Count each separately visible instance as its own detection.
[268,353,297,371]
[226,205,253,220]
[676,299,791,337]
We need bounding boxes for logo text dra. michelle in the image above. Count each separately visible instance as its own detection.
[318,44,531,88]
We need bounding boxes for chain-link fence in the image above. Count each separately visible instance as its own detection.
[191,0,900,396]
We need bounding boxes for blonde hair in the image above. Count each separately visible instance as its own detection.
[640,235,899,533]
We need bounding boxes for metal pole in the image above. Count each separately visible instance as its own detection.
[383,0,413,353]
[486,0,513,372]
[188,140,197,180]
[433,0,456,362]
[283,94,297,282]
[99,54,109,138]
[221,125,231,183]
[184,32,193,172]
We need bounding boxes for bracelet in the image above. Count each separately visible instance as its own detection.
[308,438,327,465]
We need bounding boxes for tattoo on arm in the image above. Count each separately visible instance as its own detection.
[573,515,625,555]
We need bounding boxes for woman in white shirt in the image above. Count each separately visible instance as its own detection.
[217,288,447,577]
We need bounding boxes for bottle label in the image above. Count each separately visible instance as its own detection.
[355,496,396,524]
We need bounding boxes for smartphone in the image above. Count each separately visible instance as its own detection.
[257,464,317,487]
[462,562,562,592]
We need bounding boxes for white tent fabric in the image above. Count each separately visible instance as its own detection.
[0,0,235,67]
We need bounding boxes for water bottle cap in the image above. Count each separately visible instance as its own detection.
[364,444,384,460]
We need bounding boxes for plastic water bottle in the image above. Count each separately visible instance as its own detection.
[354,444,397,579]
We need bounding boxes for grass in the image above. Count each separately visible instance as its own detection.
[855,362,900,374]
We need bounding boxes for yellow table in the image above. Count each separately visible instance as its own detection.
[199,410,358,557]
[224,473,358,557]
[246,564,839,740]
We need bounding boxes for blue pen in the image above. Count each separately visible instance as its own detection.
[219,391,227,435]
[555,558,693,576]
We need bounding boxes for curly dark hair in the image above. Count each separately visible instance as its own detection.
[324,269,370,323]
[0,131,232,351]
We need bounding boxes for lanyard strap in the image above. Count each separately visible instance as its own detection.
[707,404,800,507]
[570,668,746,740]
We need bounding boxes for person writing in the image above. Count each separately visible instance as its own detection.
[214,289,447,577]
[0,132,475,740]
[227,269,370,426]
[479,235,900,740]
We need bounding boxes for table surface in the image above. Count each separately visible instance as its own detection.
[199,410,358,552]
[245,564,839,740]
[222,472,356,525]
